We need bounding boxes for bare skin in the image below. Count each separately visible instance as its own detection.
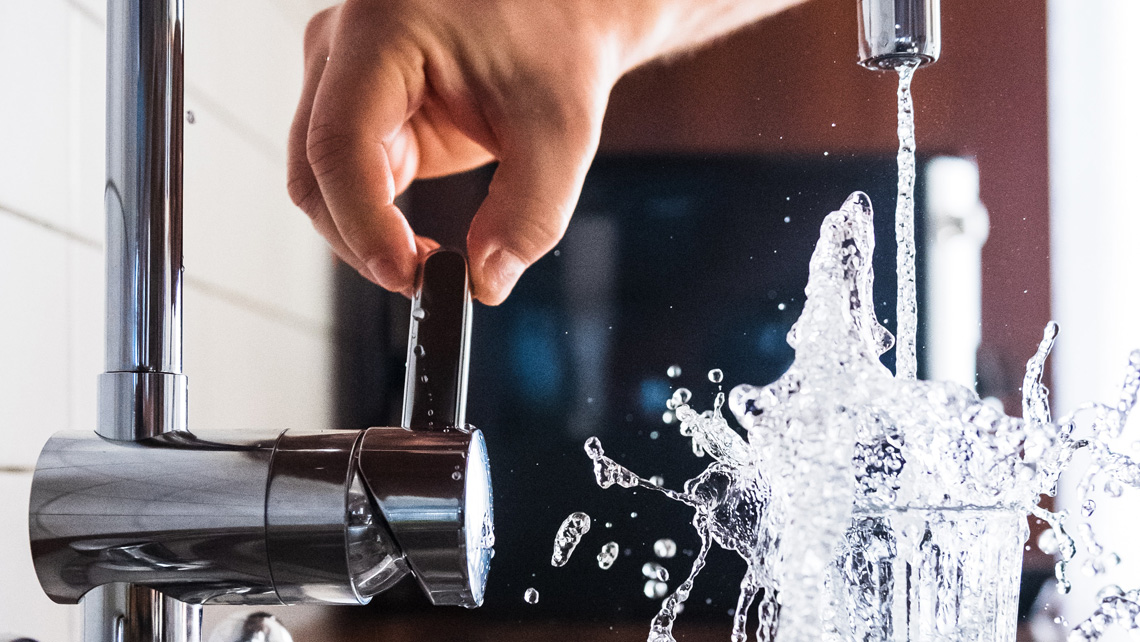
[287,0,804,304]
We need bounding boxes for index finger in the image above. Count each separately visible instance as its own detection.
[306,4,425,292]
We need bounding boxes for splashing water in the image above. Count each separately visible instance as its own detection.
[895,60,920,380]
[551,512,591,567]
[584,193,1140,642]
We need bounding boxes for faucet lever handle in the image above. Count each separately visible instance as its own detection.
[402,249,473,430]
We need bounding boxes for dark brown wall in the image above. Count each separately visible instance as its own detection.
[601,0,1052,409]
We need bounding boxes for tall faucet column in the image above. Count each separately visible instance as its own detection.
[89,0,198,639]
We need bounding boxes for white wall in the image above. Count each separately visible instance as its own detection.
[1049,0,1140,636]
[0,1,337,639]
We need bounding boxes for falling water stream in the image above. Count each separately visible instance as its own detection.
[894,61,920,380]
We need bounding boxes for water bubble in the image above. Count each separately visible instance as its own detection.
[1104,478,1124,498]
[1083,499,1097,517]
[597,541,619,570]
[1038,529,1060,555]
[642,562,669,581]
[708,369,724,383]
[523,588,539,604]
[653,539,677,559]
[667,365,683,379]
[643,580,668,599]
[551,512,591,567]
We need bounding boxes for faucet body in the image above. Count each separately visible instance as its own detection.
[30,424,490,607]
[857,0,941,69]
[29,0,492,635]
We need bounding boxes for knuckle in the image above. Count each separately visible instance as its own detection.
[509,200,571,260]
[302,6,337,57]
[285,167,321,218]
[305,122,354,180]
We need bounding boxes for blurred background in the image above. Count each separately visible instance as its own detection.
[1,0,1137,640]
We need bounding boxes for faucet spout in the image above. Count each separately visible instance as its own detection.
[857,0,940,70]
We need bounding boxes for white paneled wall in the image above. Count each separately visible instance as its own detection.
[0,1,338,639]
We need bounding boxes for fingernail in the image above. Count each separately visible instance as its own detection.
[481,248,527,303]
[366,256,407,292]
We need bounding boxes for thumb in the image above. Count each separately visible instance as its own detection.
[467,117,600,305]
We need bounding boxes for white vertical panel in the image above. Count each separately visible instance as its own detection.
[0,473,79,641]
[0,214,70,469]
[68,242,104,433]
[0,0,70,227]
[1049,0,1140,634]
[68,7,107,244]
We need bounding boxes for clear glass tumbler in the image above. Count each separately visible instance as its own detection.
[824,506,1027,642]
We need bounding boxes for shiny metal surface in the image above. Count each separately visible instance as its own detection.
[105,0,185,375]
[265,430,406,605]
[31,430,282,605]
[357,427,493,607]
[83,584,202,642]
[403,249,473,429]
[97,372,188,440]
[98,0,190,635]
[857,0,941,69]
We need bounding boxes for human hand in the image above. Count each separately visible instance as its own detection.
[288,0,802,303]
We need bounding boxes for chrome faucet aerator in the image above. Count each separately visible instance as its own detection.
[857,0,941,70]
[29,250,493,610]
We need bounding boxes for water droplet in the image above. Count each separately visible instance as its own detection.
[413,345,426,357]
[784,216,791,223]
[708,369,724,383]
[523,588,539,604]
[420,374,429,383]
[643,580,668,599]
[551,512,591,567]
[777,303,787,311]
[185,110,195,124]
[653,538,677,559]
[662,411,675,424]
[597,541,619,569]
[649,475,665,486]
[1083,499,1097,517]
[671,388,691,405]
[451,471,462,481]
[650,430,661,439]
[630,512,638,519]
[553,249,561,257]
[667,365,682,378]
[412,307,426,321]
